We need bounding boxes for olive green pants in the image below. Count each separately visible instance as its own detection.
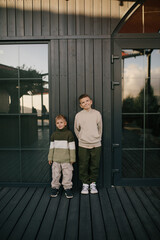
[78,146,101,184]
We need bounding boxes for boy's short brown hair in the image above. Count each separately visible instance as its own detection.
[55,114,67,122]
[78,94,92,102]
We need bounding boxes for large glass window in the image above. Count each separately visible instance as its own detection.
[0,44,50,183]
[122,49,160,178]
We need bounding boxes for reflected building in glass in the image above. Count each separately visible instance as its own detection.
[0,44,50,183]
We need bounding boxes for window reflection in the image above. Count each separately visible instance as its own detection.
[122,150,143,178]
[122,115,143,148]
[145,150,160,178]
[0,44,49,183]
[21,150,50,182]
[122,49,160,178]
[0,151,20,181]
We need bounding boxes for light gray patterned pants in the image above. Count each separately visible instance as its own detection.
[51,162,73,190]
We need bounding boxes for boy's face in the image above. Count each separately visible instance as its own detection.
[56,118,67,129]
[79,96,92,110]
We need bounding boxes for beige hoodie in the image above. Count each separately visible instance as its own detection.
[74,108,102,148]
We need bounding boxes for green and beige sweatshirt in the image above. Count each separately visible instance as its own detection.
[74,108,102,148]
[48,127,76,163]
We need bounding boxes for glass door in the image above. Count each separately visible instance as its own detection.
[113,39,160,185]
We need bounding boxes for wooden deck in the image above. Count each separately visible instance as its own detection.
[0,186,160,240]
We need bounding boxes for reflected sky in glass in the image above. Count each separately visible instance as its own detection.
[0,44,48,74]
[122,49,160,100]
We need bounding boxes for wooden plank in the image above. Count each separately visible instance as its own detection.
[59,0,68,35]
[50,40,60,133]
[85,0,93,35]
[116,186,149,240]
[90,194,106,240]
[142,187,160,213]
[151,187,160,199]
[110,0,120,34]
[36,192,62,240]
[94,39,102,112]
[134,187,160,232]
[93,0,102,35]
[0,0,7,37]
[77,39,85,104]
[125,186,160,240]
[0,187,10,201]
[102,39,112,186]
[7,0,16,36]
[85,39,94,97]
[68,39,77,129]
[0,188,27,228]
[50,193,70,239]
[102,0,111,35]
[8,188,44,240]
[68,0,76,35]
[24,0,32,36]
[76,0,85,35]
[0,188,35,239]
[59,40,68,117]
[32,0,41,36]
[42,0,50,36]
[79,194,92,240]
[0,188,19,214]
[99,188,120,240]
[108,187,135,240]
[64,191,80,240]
[16,0,24,36]
[22,188,50,240]
[50,0,58,36]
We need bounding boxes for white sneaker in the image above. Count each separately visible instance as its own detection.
[90,182,98,194]
[81,183,89,194]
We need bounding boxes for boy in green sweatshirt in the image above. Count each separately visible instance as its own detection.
[48,115,76,198]
[74,94,102,194]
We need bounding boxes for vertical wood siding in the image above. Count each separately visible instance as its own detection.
[50,38,110,186]
[0,0,134,38]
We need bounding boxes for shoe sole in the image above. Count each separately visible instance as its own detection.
[81,191,89,194]
[50,194,58,197]
[65,193,73,199]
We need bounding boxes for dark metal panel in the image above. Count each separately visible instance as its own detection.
[59,40,68,117]
[16,0,24,37]
[102,0,111,35]
[68,39,79,187]
[42,0,50,36]
[84,0,93,35]
[93,0,102,35]
[50,0,58,36]
[76,39,85,104]
[7,0,16,36]
[33,0,41,36]
[0,0,7,37]
[50,40,60,133]
[76,1,85,35]
[93,39,103,112]
[102,38,112,186]
[110,0,120,34]
[85,39,94,97]
[59,0,68,36]
[24,0,33,36]
[68,0,76,35]
[93,39,103,185]
[68,39,77,129]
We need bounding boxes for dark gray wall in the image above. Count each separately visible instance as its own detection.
[0,0,134,186]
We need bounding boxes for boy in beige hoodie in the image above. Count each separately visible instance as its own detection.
[74,94,102,194]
